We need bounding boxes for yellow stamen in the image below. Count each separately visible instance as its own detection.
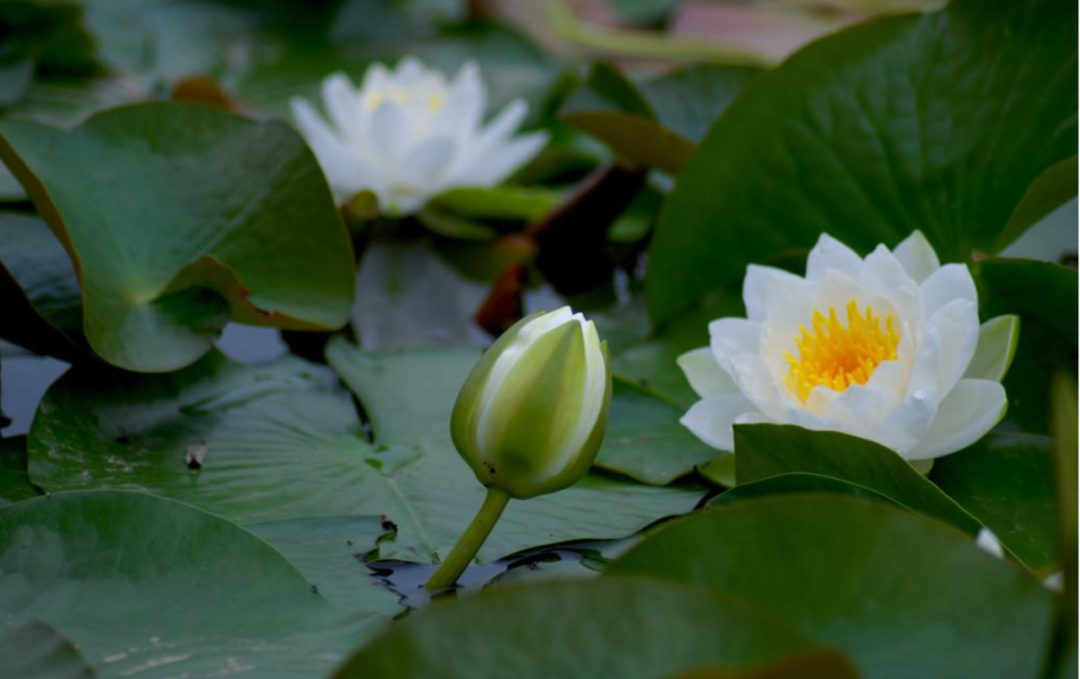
[783,300,900,403]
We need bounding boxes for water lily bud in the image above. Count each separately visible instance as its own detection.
[451,307,612,499]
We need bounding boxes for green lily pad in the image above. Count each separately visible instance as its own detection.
[979,257,1078,345]
[0,490,389,679]
[608,495,1055,679]
[0,212,82,360]
[247,516,403,617]
[596,378,718,485]
[0,435,38,506]
[332,579,816,679]
[646,0,1077,323]
[930,432,1058,570]
[734,424,983,536]
[28,348,704,564]
[325,341,708,561]
[710,472,895,509]
[0,621,95,679]
[0,102,355,372]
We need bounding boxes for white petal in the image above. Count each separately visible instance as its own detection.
[400,137,456,191]
[680,395,757,452]
[322,72,361,140]
[875,387,939,455]
[452,99,529,175]
[709,318,761,373]
[825,360,907,430]
[394,56,428,86]
[963,315,1020,382]
[976,528,1005,559]
[444,60,485,138]
[361,63,393,92]
[291,98,375,202]
[920,263,977,318]
[806,233,863,281]
[859,245,921,324]
[742,264,805,322]
[892,231,940,283]
[729,354,786,420]
[458,132,547,187]
[907,379,1007,460]
[925,298,980,397]
[370,100,412,166]
[677,347,738,398]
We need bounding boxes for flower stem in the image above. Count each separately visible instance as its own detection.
[426,487,512,591]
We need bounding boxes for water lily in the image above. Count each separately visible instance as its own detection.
[428,307,611,590]
[679,231,1015,462]
[291,57,548,215]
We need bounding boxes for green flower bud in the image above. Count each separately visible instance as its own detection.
[451,307,612,499]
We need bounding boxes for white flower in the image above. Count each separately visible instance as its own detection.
[291,57,548,215]
[678,232,1015,461]
[451,307,612,499]
[976,527,1005,559]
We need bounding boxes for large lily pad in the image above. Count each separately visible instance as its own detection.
[646,0,1077,323]
[332,579,817,679]
[0,621,95,679]
[28,348,704,564]
[608,495,1056,679]
[930,432,1058,570]
[0,490,389,679]
[0,103,356,372]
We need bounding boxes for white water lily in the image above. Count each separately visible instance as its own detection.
[291,57,548,215]
[679,231,1016,461]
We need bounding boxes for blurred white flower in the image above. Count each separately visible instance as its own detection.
[678,231,1015,461]
[291,57,548,215]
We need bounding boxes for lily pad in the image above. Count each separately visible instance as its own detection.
[248,516,403,616]
[325,341,708,561]
[930,432,1058,570]
[0,490,389,679]
[332,579,817,679]
[28,348,705,564]
[0,102,356,372]
[596,378,718,485]
[0,435,38,506]
[734,424,983,536]
[608,495,1055,679]
[0,212,82,360]
[646,0,1077,323]
[0,621,95,679]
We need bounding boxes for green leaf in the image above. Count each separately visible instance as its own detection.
[429,185,561,223]
[325,342,707,561]
[646,0,1077,323]
[594,378,718,485]
[930,433,1058,570]
[28,348,703,563]
[0,436,39,506]
[247,516,403,617]
[710,471,896,509]
[331,579,815,678]
[0,102,356,372]
[963,315,1019,382]
[999,156,1078,250]
[0,212,83,360]
[0,490,389,679]
[0,621,95,679]
[608,495,1055,679]
[352,239,489,350]
[979,257,1078,345]
[561,62,751,174]
[734,424,983,535]
[661,649,859,679]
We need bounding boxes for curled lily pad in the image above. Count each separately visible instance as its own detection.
[0,103,356,372]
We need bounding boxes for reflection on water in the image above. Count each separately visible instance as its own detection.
[1,342,69,436]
